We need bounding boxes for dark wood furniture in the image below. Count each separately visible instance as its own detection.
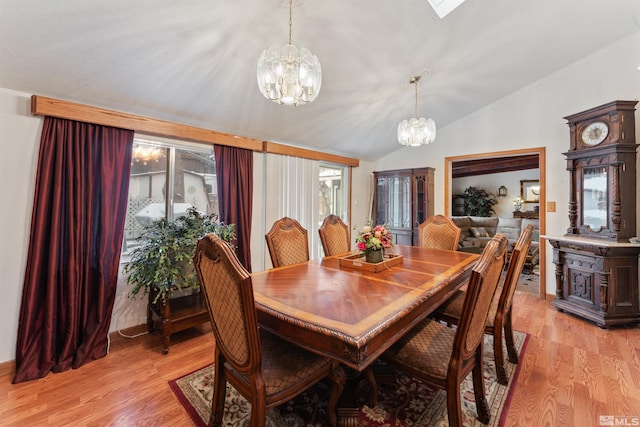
[513,210,539,219]
[193,233,345,427]
[382,235,507,427]
[435,226,533,385]
[373,167,434,246]
[252,245,477,424]
[147,287,209,354]
[547,100,640,327]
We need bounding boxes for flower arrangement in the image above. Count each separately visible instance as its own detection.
[513,197,523,211]
[356,224,393,255]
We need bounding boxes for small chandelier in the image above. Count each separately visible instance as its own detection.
[397,75,436,147]
[257,0,321,106]
[132,145,164,164]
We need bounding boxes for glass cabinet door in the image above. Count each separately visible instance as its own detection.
[582,166,608,231]
[388,175,411,229]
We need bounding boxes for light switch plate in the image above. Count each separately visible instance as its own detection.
[547,201,556,212]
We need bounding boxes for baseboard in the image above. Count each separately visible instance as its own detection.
[108,323,149,344]
[545,293,555,301]
[0,359,16,379]
[0,325,149,381]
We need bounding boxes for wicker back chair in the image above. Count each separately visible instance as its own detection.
[265,217,309,268]
[194,233,345,426]
[381,234,507,427]
[417,215,461,251]
[434,224,533,384]
[318,214,350,256]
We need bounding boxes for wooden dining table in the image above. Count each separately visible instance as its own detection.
[252,245,478,424]
[252,245,478,372]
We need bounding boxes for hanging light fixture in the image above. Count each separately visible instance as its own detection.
[397,75,436,147]
[257,0,321,106]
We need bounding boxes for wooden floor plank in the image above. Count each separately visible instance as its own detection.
[0,293,639,426]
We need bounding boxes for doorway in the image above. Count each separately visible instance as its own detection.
[444,147,547,299]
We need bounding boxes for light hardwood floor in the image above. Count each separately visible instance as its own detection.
[1,292,639,426]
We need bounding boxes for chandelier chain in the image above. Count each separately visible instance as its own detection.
[414,78,418,117]
[288,0,293,45]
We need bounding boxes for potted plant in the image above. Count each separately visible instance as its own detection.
[463,186,498,217]
[124,206,236,305]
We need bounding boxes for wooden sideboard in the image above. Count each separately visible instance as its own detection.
[513,210,539,219]
[545,235,640,327]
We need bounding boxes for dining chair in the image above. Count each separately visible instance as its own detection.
[194,233,345,427]
[417,214,461,251]
[380,233,507,427]
[265,217,309,268]
[433,224,533,385]
[318,214,350,256]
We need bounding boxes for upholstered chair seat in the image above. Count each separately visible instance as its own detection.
[380,234,507,427]
[434,224,534,385]
[194,233,345,426]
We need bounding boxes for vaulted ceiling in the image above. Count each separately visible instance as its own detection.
[1,0,639,161]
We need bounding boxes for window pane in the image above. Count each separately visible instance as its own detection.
[171,147,217,220]
[319,164,349,221]
[122,140,216,256]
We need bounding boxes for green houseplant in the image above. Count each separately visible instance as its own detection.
[124,207,236,305]
[463,186,498,217]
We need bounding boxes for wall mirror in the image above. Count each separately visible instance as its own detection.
[520,179,540,203]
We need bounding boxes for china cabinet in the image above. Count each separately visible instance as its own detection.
[373,167,434,246]
[547,100,640,327]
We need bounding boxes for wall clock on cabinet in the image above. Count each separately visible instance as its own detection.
[547,100,640,328]
[581,121,609,146]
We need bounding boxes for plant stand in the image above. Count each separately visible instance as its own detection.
[147,287,210,354]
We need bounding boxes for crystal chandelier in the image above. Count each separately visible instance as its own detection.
[397,75,436,147]
[257,0,321,106]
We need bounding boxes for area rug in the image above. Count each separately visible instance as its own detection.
[170,331,528,426]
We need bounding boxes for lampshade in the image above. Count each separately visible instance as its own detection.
[398,75,436,146]
[257,0,321,106]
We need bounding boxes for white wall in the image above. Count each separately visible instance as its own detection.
[374,31,640,296]
[0,89,41,363]
[452,169,540,218]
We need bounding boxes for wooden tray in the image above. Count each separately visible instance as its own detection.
[338,253,403,272]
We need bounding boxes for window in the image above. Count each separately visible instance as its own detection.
[319,163,349,222]
[122,138,216,256]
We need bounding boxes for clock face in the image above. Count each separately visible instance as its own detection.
[581,121,609,146]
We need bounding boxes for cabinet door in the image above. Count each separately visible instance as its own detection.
[375,173,411,229]
[388,174,411,229]
[562,252,598,309]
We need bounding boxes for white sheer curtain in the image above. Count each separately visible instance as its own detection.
[263,153,320,265]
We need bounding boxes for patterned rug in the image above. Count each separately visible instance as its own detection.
[170,331,528,426]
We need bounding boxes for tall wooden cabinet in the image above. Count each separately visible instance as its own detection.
[547,100,640,327]
[373,167,434,246]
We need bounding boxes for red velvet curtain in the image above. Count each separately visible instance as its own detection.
[214,145,253,271]
[13,117,133,383]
